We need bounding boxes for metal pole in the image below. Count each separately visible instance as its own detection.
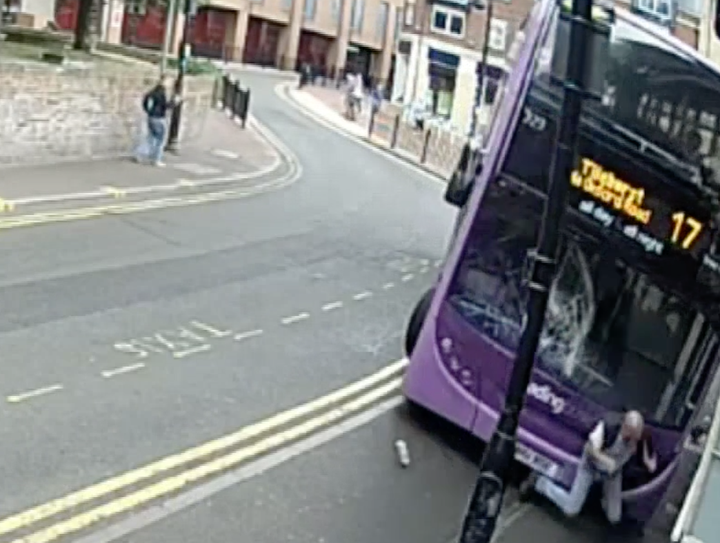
[167,0,193,151]
[455,0,594,540]
[469,0,493,138]
[160,0,179,76]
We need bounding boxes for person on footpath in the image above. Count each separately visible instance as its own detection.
[134,75,179,167]
[518,410,657,527]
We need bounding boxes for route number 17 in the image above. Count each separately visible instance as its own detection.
[671,212,703,250]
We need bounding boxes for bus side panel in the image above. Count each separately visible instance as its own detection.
[403,312,478,432]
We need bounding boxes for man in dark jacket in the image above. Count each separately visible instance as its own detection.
[135,76,174,167]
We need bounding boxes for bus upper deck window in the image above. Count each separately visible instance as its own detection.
[550,1,611,97]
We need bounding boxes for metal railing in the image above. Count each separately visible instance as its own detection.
[217,74,251,129]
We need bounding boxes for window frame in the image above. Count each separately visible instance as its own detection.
[351,0,365,32]
[404,0,415,27]
[376,1,390,41]
[430,5,466,39]
[304,0,317,21]
[489,18,508,51]
[125,0,147,16]
[635,0,672,19]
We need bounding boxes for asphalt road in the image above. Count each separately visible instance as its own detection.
[0,71,643,543]
[0,71,462,542]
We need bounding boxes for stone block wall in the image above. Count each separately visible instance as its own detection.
[0,68,215,167]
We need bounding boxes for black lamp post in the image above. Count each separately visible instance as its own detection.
[456,0,597,541]
[167,0,195,152]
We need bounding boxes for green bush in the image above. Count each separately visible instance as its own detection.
[167,57,217,75]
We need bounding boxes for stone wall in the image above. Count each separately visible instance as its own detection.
[0,68,215,167]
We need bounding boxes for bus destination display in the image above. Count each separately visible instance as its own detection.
[568,158,713,260]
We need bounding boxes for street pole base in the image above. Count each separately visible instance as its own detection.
[458,428,516,543]
[459,471,505,543]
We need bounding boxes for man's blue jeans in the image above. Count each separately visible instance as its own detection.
[535,458,623,523]
[137,117,167,163]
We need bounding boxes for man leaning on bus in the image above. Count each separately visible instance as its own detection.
[518,411,658,525]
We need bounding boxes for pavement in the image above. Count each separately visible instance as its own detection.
[287,84,464,180]
[0,69,664,543]
[0,109,283,214]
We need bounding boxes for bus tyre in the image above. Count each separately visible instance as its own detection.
[405,289,434,357]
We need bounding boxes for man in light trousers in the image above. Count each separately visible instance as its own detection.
[519,410,658,525]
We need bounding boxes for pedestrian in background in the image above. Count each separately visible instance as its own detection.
[370,83,383,117]
[135,76,178,167]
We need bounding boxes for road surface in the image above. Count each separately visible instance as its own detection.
[0,72,635,543]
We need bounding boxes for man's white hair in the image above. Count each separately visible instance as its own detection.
[624,410,645,430]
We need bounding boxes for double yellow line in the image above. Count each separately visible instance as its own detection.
[0,170,298,234]
[2,359,408,543]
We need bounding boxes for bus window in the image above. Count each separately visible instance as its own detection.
[505,8,720,193]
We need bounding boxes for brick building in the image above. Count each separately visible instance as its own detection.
[54,0,404,83]
[390,0,706,135]
[390,0,534,134]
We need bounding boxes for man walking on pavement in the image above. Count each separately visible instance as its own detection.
[135,75,178,167]
[518,410,657,527]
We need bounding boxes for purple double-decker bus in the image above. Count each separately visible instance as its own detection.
[404,0,720,529]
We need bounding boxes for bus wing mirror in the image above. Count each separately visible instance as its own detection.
[445,143,483,208]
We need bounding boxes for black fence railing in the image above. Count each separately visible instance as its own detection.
[217,74,251,129]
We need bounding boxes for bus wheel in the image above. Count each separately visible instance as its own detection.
[405,289,434,357]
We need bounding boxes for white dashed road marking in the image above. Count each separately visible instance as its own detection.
[101,363,146,379]
[7,384,64,403]
[281,312,311,325]
[6,263,435,404]
[235,329,265,341]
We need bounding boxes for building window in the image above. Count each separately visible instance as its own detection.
[394,9,402,45]
[351,0,364,31]
[404,1,414,27]
[488,18,508,51]
[304,0,317,20]
[676,0,701,16]
[125,0,146,15]
[430,6,465,38]
[377,1,389,40]
[427,48,459,119]
[331,0,340,21]
[635,0,672,18]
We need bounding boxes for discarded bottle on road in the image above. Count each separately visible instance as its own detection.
[395,439,410,467]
